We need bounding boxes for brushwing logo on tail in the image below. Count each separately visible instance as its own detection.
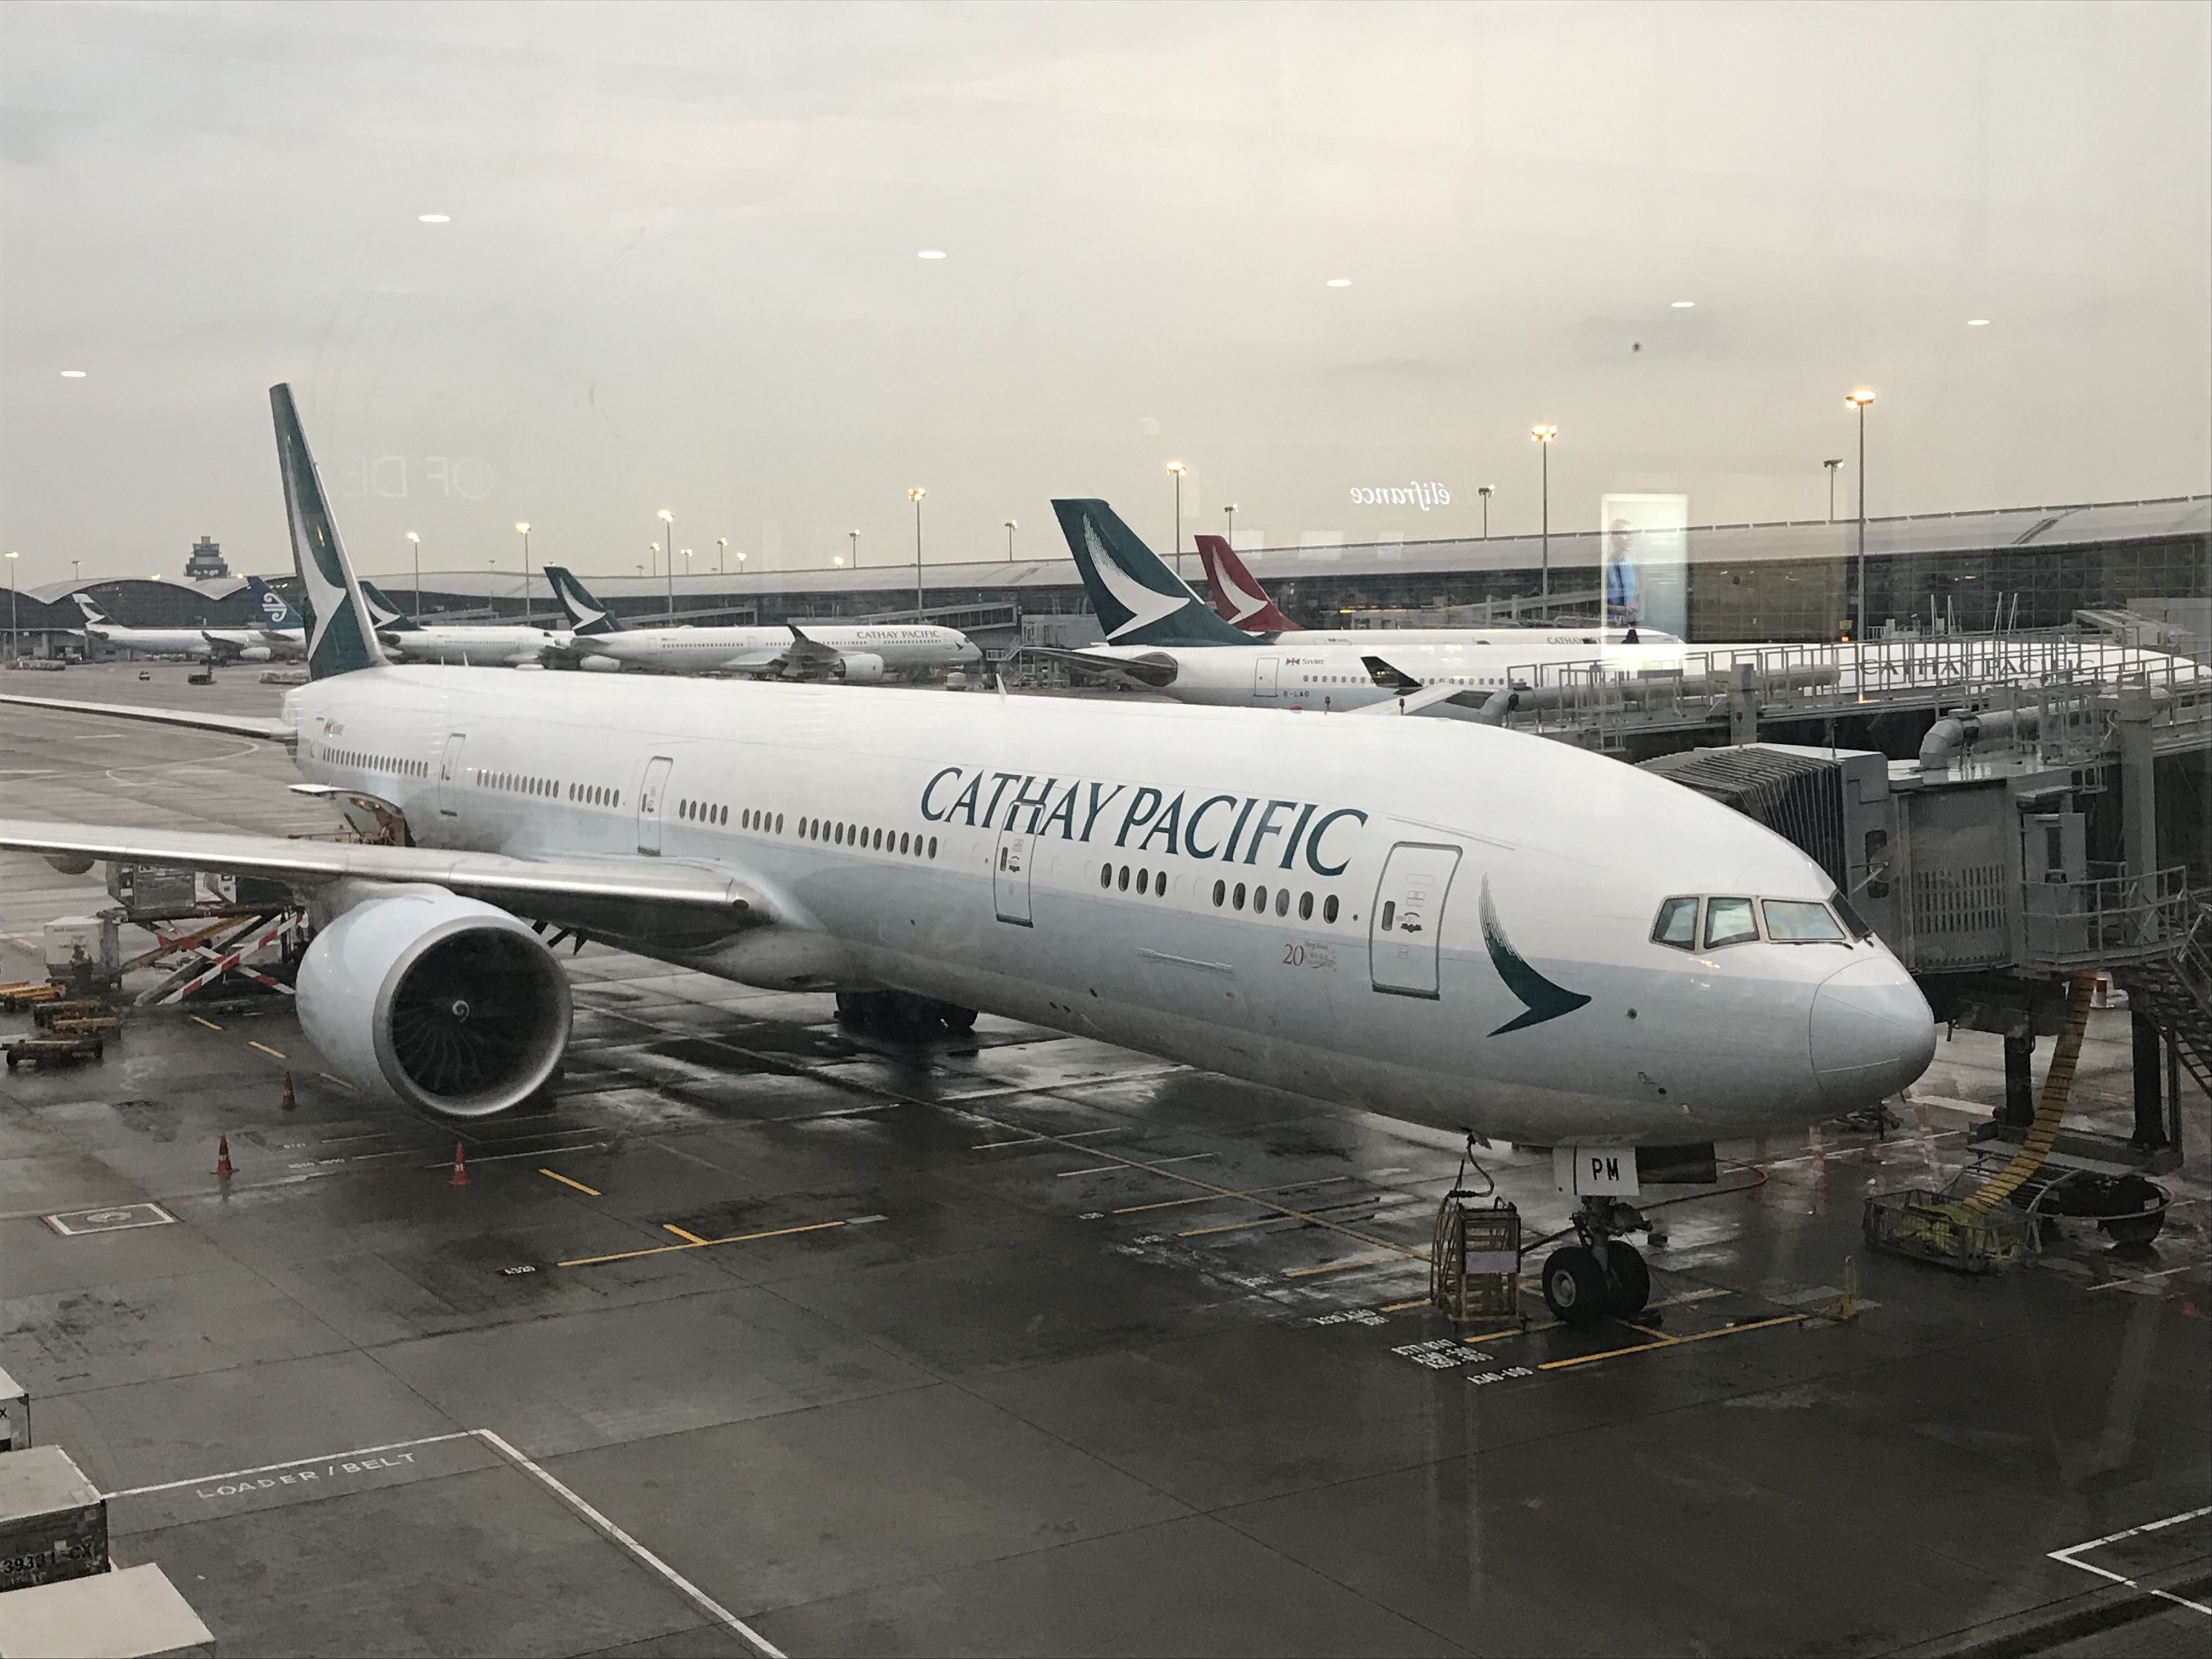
[1082,522,1192,640]
[1214,554,1273,623]
[270,383,378,677]
[546,567,614,635]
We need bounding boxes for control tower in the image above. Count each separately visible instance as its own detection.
[183,535,229,579]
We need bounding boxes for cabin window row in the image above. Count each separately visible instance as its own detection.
[1650,893,1870,952]
[1207,877,1339,923]
[322,747,427,778]
[679,798,727,825]
[800,818,936,859]
[568,782,621,808]
[476,768,561,799]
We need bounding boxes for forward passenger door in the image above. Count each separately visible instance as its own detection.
[437,733,466,817]
[994,827,1034,926]
[1369,843,1462,999]
[637,756,674,855]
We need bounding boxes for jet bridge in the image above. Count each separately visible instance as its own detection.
[1638,675,2210,1185]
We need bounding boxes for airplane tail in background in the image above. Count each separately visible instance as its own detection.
[1049,499,1253,647]
[1194,535,1301,633]
[357,581,422,633]
[70,592,111,627]
[543,566,622,636]
[244,575,305,631]
[270,383,386,680]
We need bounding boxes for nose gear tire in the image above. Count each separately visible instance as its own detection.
[1543,1245,1606,1323]
[1603,1242,1651,1317]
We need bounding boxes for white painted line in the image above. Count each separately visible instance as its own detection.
[2084,1261,2210,1290]
[103,1432,476,1499]
[2049,1503,2212,1617]
[472,1429,783,1657]
[1056,1152,1219,1178]
[970,1126,1130,1150]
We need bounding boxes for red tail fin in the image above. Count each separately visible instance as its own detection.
[1194,535,1301,632]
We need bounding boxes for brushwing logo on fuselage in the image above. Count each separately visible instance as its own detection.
[1085,522,1194,640]
[1479,877,1592,1035]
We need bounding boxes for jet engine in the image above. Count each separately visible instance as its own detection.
[577,654,622,673]
[235,645,273,663]
[835,652,886,684]
[296,887,571,1118]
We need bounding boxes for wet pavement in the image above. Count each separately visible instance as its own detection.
[2,665,2207,1657]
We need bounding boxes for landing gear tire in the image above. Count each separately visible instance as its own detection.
[941,1005,978,1034]
[1602,1242,1651,1318]
[1543,1246,1607,1324]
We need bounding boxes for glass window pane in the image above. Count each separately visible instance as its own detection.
[1651,896,1699,947]
[1705,897,1758,948]
[1830,891,1874,939]
[1765,899,1846,941]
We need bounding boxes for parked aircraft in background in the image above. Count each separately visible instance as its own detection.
[0,383,1938,1324]
[541,565,980,682]
[357,581,565,668]
[70,590,302,664]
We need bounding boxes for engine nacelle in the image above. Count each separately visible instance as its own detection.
[296,887,571,1118]
[836,652,887,684]
[235,645,273,663]
[577,654,622,673]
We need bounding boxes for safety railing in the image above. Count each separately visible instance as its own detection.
[2018,866,2194,969]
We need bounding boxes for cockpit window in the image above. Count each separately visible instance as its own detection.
[1703,897,1759,949]
[1763,899,1847,943]
[1651,896,1699,949]
[1829,891,1875,940]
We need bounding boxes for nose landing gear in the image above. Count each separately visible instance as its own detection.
[1542,1194,1653,1323]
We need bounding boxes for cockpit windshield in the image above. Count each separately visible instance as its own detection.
[1650,894,1861,951]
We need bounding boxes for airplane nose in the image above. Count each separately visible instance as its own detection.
[1809,955,1936,1107]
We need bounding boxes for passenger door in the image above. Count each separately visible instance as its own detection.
[1369,843,1462,999]
[994,827,1034,926]
[636,755,674,855]
[437,733,466,817]
[1253,656,1280,697]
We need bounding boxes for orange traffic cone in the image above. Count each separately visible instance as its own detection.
[215,1134,235,1178]
[449,1142,469,1187]
[280,1071,297,1112]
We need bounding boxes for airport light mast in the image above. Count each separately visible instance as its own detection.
[716,536,727,576]
[1004,519,1017,561]
[1477,485,1493,540]
[909,490,926,619]
[657,510,674,616]
[1166,461,1187,580]
[5,550,17,662]
[405,532,421,616]
[1530,427,1557,617]
[1223,504,1237,548]
[1823,459,1844,523]
[1845,391,1875,639]
[515,522,531,624]
[849,529,861,569]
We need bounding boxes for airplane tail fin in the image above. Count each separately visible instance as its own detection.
[356,580,421,633]
[1049,499,1251,646]
[1194,535,1301,633]
[244,574,304,631]
[70,592,110,627]
[543,566,621,635]
[270,383,386,680]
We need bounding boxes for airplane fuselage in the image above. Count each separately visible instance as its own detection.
[581,623,979,676]
[380,625,566,666]
[284,664,1931,1145]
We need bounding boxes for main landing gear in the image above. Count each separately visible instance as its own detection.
[834,988,979,1038]
[1542,1194,1652,1324]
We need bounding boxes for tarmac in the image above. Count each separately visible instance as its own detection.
[1,662,2207,1657]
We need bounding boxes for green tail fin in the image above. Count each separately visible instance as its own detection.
[543,566,621,635]
[357,581,421,633]
[1051,499,1254,646]
[270,384,386,679]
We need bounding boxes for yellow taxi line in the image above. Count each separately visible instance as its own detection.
[539,1169,601,1197]
[247,1041,286,1060]
[190,1015,223,1031]
[1537,1312,1805,1372]
[561,1217,844,1268]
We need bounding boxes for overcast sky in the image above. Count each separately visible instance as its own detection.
[2,0,2206,585]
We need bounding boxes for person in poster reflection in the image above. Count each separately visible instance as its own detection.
[1604,519,1640,625]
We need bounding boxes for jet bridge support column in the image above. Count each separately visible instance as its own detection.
[1999,1027,2037,1128]
[2131,1014,2171,1150]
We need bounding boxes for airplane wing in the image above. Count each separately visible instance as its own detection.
[1022,646,1180,690]
[0,692,296,744]
[0,818,778,939]
[1356,656,1516,720]
[775,625,846,679]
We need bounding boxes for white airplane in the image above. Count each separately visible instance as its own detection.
[1045,502,2205,721]
[358,581,566,668]
[1195,533,1672,651]
[0,385,1937,1323]
[71,590,302,664]
[541,565,981,682]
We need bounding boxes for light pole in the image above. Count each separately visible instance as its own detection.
[716,537,727,576]
[681,548,693,594]
[1844,391,1875,637]
[5,551,17,661]
[71,559,80,589]
[406,532,421,616]
[908,489,926,619]
[848,529,860,569]
[657,509,674,616]
[1166,461,1186,579]
[1003,519,1017,561]
[1222,504,1237,548]
[515,522,531,624]
[1530,427,1556,616]
[1823,459,1844,523]
[1477,485,1493,539]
